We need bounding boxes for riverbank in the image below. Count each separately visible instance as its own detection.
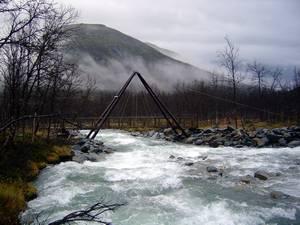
[0,138,74,225]
[133,126,300,148]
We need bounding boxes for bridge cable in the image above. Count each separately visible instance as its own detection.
[186,87,282,117]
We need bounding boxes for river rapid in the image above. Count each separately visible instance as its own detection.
[24,129,300,225]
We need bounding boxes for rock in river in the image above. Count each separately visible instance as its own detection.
[169,154,175,159]
[288,140,300,148]
[253,137,269,147]
[184,162,194,166]
[254,170,269,180]
[240,175,255,184]
[207,166,218,173]
[270,191,290,199]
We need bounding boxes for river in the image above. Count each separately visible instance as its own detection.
[23,129,300,225]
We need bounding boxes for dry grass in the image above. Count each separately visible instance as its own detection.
[26,161,39,181]
[47,145,72,163]
[0,182,26,225]
[0,138,73,224]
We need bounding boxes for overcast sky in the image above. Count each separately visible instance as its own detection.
[57,0,300,71]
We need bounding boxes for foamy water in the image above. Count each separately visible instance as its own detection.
[23,130,300,225]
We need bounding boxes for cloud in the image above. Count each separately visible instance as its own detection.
[57,0,300,72]
[75,52,210,91]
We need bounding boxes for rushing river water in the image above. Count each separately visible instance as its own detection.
[24,130,300,225]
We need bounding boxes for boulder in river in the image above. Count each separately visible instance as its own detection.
[76,139,87,146]
[270,191,290,199]
[253,137,269,147]
[184,162,194,166]
[278,138,287,146]
[209,140,221,148]
[104,148,114,154]
[225,126,235,133]
[72,145,81,151]
[207,166,218,173]
[254,170,269,180]
[240,175,255,184]
[163,128,174,136]
[266,132,281,144]
[184,136,198,144]
[169,155,175,159]
[80,145,90,153]
[198,155,208,160]
[194,139,204,145]
[288,140,300,148]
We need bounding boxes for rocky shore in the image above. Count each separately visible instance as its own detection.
[71,138,115,163]
[133,126,300,148]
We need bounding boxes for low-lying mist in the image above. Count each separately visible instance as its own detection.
[71,52,211,91]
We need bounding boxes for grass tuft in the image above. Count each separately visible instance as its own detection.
[0,182,26,225]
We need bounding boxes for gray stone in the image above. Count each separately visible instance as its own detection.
[184,162,194,166]
[169,155,175,159]
[184,137,198,144]
[104,148,114,154]
[86,153,100,162]
[278,138,287,146]
[207,166,218,173]
[72,145,81,151]
[225,126,235,133]
[248,131,256,138]
[266,132,281,144]
[76,139,87,146]
[148,130,155,137]
[254,170,269,180]
[198,155,208,160]
[80,145,90,153]
[72,154,88,163]
[224,141,232,146]
[209,142,219,148]
[235,144,244,148]
[152,132,160,139]
[163,128,174,136]
[207,175,218,180]
[203,128,214,134]
[288,140,300,148]
[253,137,269,147]
[94,140,104,146]
[90,147,103,154]
[240,175,255,184]
[194,139,204,145]
[270,191,290,199]
[177,157,184,160]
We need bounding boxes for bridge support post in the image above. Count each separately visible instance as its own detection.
[87,72,188,139]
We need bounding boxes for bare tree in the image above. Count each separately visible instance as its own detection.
[24,200,125,225]
[294,67,300,88]
[0,0,53,48]
[269,67,283,91]
[0,0,77,143]
[247,60,268,97]
[217,36,242,128]
[48,202,124,225]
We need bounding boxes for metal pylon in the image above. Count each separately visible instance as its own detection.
[86,72,188,139]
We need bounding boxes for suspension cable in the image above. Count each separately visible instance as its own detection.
[185,87,282,116]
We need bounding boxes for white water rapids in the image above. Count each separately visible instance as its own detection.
[24,130,300,225]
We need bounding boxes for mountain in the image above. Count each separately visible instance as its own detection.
[65,24,211,90]
[144,42,180,60]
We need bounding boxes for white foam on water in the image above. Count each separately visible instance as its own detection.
[24,130,300,225]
